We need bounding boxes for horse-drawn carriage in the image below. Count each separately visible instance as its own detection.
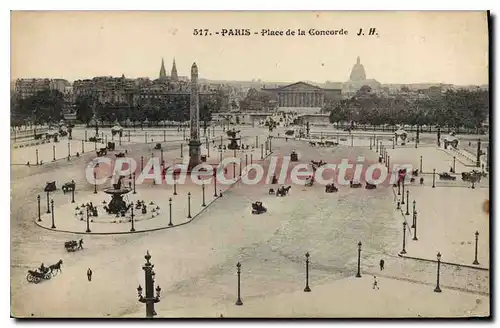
[89,136,102,143]
[64,239,82,252]
[62,180,75,193]
[290,151,298,162]
[26,260,63,284]
[26,268,52,284]
[44,181,57,192]
[350,180,363,188]
[115,152,125,158]
[365,182,377,189]
[96,148,107,156]
[285,130,295,136]
[442,133,459,149]
[154,143,162,150]
[462,170,483,183]
[438,172,456,181]
[325,183,338,193]
[251,201,267,215]
[107,142,116,151]
[275,186,291,197]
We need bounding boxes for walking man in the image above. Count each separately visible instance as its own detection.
[373,276,379,290]
[78,239,84,250]
[87,268,93,282]
[379,259,385,271]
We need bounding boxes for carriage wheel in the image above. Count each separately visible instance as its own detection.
[33,276,42,284]
[45,273,52,280]
[26,273,34,283]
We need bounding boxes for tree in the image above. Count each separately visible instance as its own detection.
[75,95,95,124]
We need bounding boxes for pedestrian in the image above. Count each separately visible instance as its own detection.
[373,276,379,290]
[87,268,92,282]
[379,259,385,271]
[78,238,84,250]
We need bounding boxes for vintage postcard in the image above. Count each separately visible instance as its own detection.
[10,11,490,318]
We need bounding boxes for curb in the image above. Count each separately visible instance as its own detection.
[33,151,275,235]
[397,253,489,271]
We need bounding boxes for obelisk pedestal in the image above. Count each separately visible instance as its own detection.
[188,62,201,171]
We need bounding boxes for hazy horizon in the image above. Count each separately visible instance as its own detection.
[11,11,489,85]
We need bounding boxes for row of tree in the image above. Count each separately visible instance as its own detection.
[11,90,223,126]
[326,89,489,129]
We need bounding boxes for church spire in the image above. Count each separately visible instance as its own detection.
[171,58,179,81]
[159,58,167,80]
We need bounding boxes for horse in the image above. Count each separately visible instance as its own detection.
[325,183,338,193]
[365,182,377,189]
[49,259,63,275]
[411,169,419,176]
[268,188,275,195]
[309,141,316,147]
[350,180,362,188]
[276,186,291,197]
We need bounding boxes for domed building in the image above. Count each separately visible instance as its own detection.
[343,56,381,97]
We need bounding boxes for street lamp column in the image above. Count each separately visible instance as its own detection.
[304,252,311,292]
[235,262,243,306]
[168,198,173,226]
[37,195,41,222]
[201,182,206,207]
[412,212,418,241]
[405,190,410,215]
[50,199,56,229]
[187,192,192,219]
[473,231,480,265]
[137,251,161,318]
[86,206,91,233]
[356,242,362,278]
[46,191,51,214]
[400,221,407,254]
[434,252,442,293]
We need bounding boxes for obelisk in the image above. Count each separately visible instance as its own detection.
[188,62,202,170]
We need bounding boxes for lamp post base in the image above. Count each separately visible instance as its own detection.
[400,249,407,255]
[473,259,479,265]
[434,286,442,293]
[355,272,361,278]
[413,236,418,241]
[235,298,243,306]
[304,285,311,292]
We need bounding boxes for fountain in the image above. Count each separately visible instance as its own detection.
[227,128,241,150]
[103,176,132,215]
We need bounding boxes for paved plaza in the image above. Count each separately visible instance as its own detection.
[10,126,490,318]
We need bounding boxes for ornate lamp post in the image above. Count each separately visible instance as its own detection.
[130,205,135,232]
[201,182,206,207]
[420,156,423,173]
[37,195,41,222]
[141,156,144,172]
[304,252,311,292]
[397,180,401,195]
[412,212,418,241]
[476,139,481,168]
[432,168,436,188]
[71,181,75,203]
[473,231,480,265]
[434,252,442,293]
[133,172,137,194]
[86,206,91,233]
[180,143,184,158]
[412,200,416,228]
[46,191,51,214]
[213,170,218,197]
[36,149,39,165]
[235,262,243,306]
[405,190,410,215]
[356,242,362,278]
[168,198,173,227]
[261,144,264,159]
[400,221,407,254]
[250,153,253,165]
[50,199,56,229]
[52,145,56,161]
[137,251,161,318]
[452,156,456,173]
[187,192,192,219]
[173,178,177,196]
[401,180,405,205]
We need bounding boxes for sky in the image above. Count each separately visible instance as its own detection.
[10,11,489,85]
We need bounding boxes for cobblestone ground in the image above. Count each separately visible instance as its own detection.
[10,127,489,317]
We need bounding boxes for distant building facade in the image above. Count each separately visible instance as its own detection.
[261,81,342,113]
